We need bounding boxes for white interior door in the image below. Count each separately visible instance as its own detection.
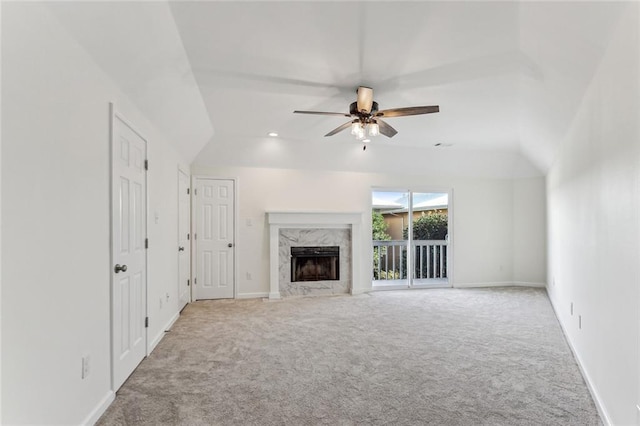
[194,178,235,300]
[111,110,147,391]
[178,169,191,309]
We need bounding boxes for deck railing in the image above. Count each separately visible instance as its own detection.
[373,240,448,281]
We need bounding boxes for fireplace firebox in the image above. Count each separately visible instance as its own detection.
[291,246,340,282]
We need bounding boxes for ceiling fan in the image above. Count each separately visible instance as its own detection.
[293,86,439,140]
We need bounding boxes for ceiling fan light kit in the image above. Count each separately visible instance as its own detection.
[293,86,439,146]
[351,121,379,139]
[368,122,380,137]
[351,121,364,138]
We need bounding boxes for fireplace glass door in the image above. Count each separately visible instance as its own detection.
[291,246,340,282]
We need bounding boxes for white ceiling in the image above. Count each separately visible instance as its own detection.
[172,1,522,151]
[46,1,628,177]
[47,1,214,163]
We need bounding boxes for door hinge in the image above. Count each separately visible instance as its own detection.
[187,233,190,240]
[194,278,197,285]
[194,188,197,196]
[187,279,190,287]
[145,238,149,249]
[144,160,148,171]
[187,188,190,195]
[145,317,149,328]
[194,233,197,240]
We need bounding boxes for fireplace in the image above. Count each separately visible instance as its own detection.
[267,211,363,299]
[291,246,340,282]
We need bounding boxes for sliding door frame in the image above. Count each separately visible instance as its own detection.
[371,186,454,290]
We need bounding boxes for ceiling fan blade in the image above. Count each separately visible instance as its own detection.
[356,86,374,114]
[377,119,398,138]
[325,121,354,137]
[294,110,351,117]
[376,105,440,118]
[193,68,351,95]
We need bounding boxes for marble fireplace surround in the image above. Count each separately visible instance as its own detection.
[267,212,363,300]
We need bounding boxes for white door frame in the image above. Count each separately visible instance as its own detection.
[177,166,191,308]
[191,176,239,299]
[109,103,149,392]
[370,186,454,290]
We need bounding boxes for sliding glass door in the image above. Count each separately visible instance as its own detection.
[410,192,449,287]
[372,190,410,287]
[372,189,450,289]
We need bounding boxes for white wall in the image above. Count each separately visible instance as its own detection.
[2,3,189,424]
[191,165,546,297]
[546,4,640,425]
[513,178,546,285]
[147,133,189,352]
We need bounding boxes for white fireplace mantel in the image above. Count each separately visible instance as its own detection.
[267,211,363,299]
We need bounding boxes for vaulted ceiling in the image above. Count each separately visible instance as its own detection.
[47,1,628,178]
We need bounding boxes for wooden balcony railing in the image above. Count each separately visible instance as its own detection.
[373,240,448,281]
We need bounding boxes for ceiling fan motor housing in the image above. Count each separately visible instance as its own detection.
[293,86,438,139]
[349,101,379,117]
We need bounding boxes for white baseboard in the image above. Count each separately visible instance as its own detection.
[88,311,181,425]
[81,390,115,426]
[268,292,282,300]
[148,311,180,354]
[148,330,164,355]
[511,281,546,288]
[237,292,269,299]
[454,281,546,288]
[547,292,611,425]
[164,311,180,331]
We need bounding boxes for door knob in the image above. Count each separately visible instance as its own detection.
[178,246,185,252]
[228,243,233,248]
[114,264,127,273]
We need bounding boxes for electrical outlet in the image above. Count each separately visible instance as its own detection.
[166,293,170,301]
[82,355,90,379]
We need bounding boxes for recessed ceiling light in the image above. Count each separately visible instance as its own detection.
[268,132,278,137]
[363,139,371,143]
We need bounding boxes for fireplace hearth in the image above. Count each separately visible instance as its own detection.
[291,246,340,282]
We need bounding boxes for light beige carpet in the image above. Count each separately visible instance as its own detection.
[98,287,600,425]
